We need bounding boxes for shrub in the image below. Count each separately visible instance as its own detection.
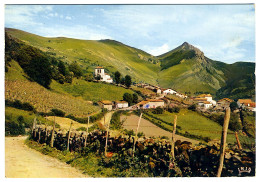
[152,107,164,114]
[137,132,145,138]
[50,108,66,117]
[5,99,35,112]
[188,104,196,111]
[110,111,124,130]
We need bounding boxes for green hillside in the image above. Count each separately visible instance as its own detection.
[6,28,160,85]
[5,28,255,99]
[158,42,226,94]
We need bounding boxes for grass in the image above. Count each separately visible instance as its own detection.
[5,79,100,117]
[144,109,254,144]
[6,28,254,100]
[50,78,134,102]
[5,58,100,117]
[5,106,54,127]
[6,28,160,85]
[131,86,155,95]
[165,94,193,105]
[158,59,224,94]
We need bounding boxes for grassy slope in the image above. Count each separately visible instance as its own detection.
[145,109,254,144]
[6,28,160,85]
[6,28,255,99]
[5,107,52,126]
[5,60,100,117]
[213,61,255,100]
[158,58,225,94]
[50,79,134,102]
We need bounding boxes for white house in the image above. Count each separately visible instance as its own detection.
[203,101,213,109]
[95,66,113,83]
[162,89,176,95]
[100,100,113,111]
[115,101,129,109]
[137,99,164,109]
[156,88,162,95]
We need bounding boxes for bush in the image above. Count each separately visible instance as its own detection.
[152,107,164,114]
[5,115,26,136]
[110,111,125,130]
[188,104,196,111]
[50,108,66,117]
[5,99,36,112]
[69,62,83,78]
[124,129,135,137]
[229,113,242,131]
[137,132,145,138]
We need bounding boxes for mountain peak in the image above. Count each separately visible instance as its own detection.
[179,42,204,59]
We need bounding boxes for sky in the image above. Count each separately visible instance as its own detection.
[5,4,255,63]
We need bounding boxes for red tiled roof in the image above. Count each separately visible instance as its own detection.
[204,101,212,104]
[137,100,150,105]
[238,99,253,104]
[147,99,164,102]
[218,98,234,103]
[194,98,207,101]
[95,66,103,69]
[115,100,128,104]
[198,94,212,98]
[101,100,112,105]
[249,102,256,107]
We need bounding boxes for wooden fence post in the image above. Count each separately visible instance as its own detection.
[50,116,56,148]
[217,107,231,177]
[38,128,41,143]
[104,116,111,156]
[171,115,177,159]
[133,112,143,157]
[235,131,242,150]
[67,120,73,151]
[33,116,37,138]
[84,116,90,147]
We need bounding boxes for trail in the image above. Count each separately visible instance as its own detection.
[5,136,88,178]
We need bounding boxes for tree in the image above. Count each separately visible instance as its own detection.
[69,62,83,78]
[125,75,132,88]
[85,73,94,82]
[58,60,67,76]
[114,71,121,84]
[123,93,133,105]
[230,101,238,112]
[132,93,138,104]
[120,77,125,85]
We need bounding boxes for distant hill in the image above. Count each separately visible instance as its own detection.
[5,28,160,85]
[5,28,255,100]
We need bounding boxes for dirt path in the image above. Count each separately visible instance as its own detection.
[5,136,88,178]
[121,114,200,144]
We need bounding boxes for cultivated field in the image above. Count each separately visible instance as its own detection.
[51,79,134,102]
[121,114,199,144]
[144,109,255,144]
[5,79,100,117]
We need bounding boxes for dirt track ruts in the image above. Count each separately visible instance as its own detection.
[5,136,88,178]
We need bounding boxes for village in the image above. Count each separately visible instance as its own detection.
[94,66,256,113]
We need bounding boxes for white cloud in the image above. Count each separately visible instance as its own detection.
[37,25,112,40]
[145,44,170,56]
[65,16,72,20]
[5,5,53,27]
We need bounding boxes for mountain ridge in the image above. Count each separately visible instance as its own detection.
[5,28,255,99]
